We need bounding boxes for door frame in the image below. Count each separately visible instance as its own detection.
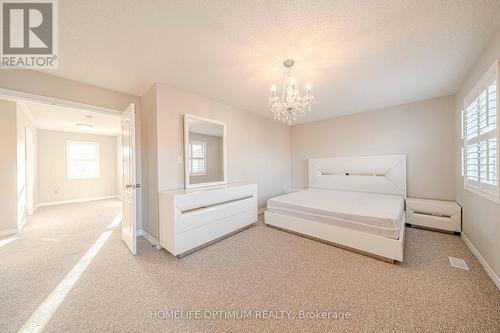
[0,87,142,234]
[25,126,34,216]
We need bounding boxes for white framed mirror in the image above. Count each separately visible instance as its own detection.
[184,114,227,189]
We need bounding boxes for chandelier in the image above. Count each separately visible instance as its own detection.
[269,59,314,124]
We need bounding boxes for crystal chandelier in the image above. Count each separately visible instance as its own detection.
[269,59,314,124]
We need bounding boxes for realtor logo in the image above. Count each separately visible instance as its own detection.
[1,0,58,68]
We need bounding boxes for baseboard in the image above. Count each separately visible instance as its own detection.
[139,229,160,249]
[36,195,119,208]
[0,228,18,237]
[461,233,500,290]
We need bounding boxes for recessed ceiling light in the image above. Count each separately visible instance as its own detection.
[75,123,94,130]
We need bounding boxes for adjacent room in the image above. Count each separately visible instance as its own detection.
[0,1,499,332]
[0,98,125,247]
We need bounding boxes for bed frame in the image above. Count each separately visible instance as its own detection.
[265,155,407,263]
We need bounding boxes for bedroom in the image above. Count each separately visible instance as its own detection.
[0,1,499,332]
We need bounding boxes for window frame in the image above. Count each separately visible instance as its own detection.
[188,140,207,176]
[462,60,499,203]
[66,140,101,180]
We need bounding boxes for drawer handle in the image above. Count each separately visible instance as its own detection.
[181,195,254,214]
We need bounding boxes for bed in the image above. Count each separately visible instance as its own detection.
[264,155,407,263]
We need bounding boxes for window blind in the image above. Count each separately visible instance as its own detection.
[188,141,206,175]
[463,62,498,201]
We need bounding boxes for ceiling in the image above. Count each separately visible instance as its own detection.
[24,102,121,136]
[44,0,500,123]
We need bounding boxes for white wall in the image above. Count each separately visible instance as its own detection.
[291,96,456,200]
[0,100,19,236]
[141,83,291,240]
[455,29,500,280]
[37,130,118,203]
[155,84,291,200]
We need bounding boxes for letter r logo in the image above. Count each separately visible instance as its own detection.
[2,1,53,54]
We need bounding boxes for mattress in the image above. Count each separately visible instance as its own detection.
[267,188,405,239]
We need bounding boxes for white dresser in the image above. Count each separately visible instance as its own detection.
[159,183,258,257]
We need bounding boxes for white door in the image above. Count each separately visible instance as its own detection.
[121,104,138,255]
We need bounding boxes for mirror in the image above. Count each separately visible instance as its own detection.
[184,114,227,188]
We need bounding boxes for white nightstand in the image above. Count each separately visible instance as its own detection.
[406,198,462,234]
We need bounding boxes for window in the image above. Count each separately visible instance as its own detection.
[463,61,499,202]
[188,141,206,176]
[67,141,100,179]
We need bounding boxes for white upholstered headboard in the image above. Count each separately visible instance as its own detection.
[308,155,406,197]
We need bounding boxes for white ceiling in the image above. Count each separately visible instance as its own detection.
[24,102,121,136]
[44,0,500,123]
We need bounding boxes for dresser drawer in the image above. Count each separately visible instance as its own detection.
[174,184,257,211]
[406,213,461,232]
[176,196,256,234]
[175,209,257,255]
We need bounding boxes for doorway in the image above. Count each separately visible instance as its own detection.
[0,89,139,254]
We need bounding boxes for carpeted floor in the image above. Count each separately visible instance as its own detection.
[0,199,498,332]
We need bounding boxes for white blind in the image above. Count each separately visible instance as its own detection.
[188,141,206,175]
[463,62,498,201]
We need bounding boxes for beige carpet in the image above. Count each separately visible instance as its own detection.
[0,199,498,332]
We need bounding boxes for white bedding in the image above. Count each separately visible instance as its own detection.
[267,188,405,239]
